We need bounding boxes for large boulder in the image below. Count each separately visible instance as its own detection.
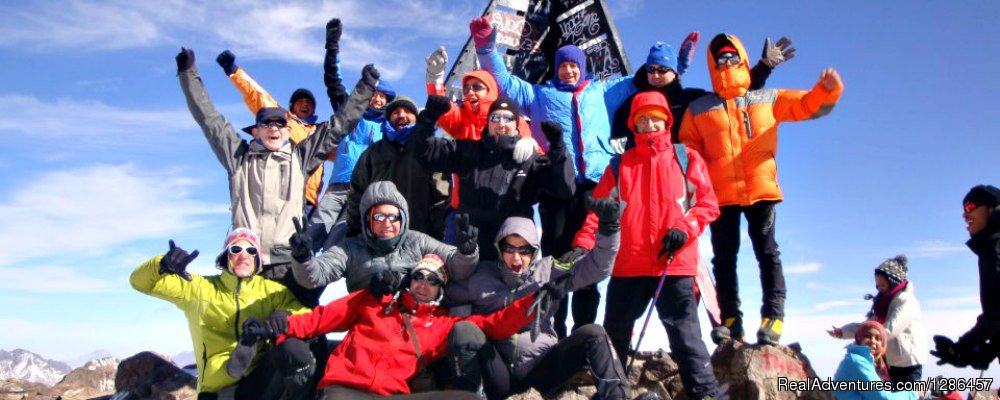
[711,341,832,400]
[51,357,118,400]
[112,352,195,400]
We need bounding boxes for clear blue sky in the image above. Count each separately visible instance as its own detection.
[0,0,997,384]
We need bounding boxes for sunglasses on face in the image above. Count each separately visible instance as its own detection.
[463,83,488,93]
[716,53,741,67]
[257,120,287,129]
[228,245,259,256]
[372,212,402,223]
[411,272,443,286]
[499,242,535,255]
[488,113,516,123]
[964,202,981,214]
[645,65,674,75]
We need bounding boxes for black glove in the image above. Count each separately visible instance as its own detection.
[361,64,380,88]
[541,121,564,148]
[658,228,688,259]
[955,333,995,370]
[159,240,198,281]
[558,247,588,264]
[216,50,238,76]
[289,217,313,263]
[454,213,479,255]
[175,47,194,74]
[241,317,273,343]
[265,310,290,337]
[539,273,573,300]
[588,196,624,235]
[325,18,342,51]
[369,270,403,298]
[422,95,452,122]
[931,335,969,368]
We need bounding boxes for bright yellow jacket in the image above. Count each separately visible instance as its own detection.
[229,67,325,206]
[130,255,307,393]
[678,34,844,207]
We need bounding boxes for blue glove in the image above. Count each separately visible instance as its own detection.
[216,50,238,76]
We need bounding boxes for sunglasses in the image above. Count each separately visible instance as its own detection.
[257,120,287,129]
[372,212,402,223]
[964,202,981,214]
[499,242,535,255]
[645,65,674,75]
[489,113,516,123]
[228,245,259,256]
[411,272,444,286]
[716,53,741,67]
[463,83,488,93]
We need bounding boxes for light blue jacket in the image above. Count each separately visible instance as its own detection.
[833,345,918,400]
[476,43,635,183]
[329,117,383,184]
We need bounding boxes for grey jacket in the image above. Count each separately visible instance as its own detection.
[292,181,477,292]
[446,216,619,374]
[179,65,372,265]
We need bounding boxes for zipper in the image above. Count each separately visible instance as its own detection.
[742,94,753,139]
[233,279,243,341]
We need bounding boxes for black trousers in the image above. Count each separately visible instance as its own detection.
[447,322,628,400]
[541,180,600,338]
[603,276,718,399]
[709,200,786,333]
[888,365,923,388]
[197,337,326,400]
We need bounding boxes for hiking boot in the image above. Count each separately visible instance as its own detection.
[757,317,783,345]
[710,317,743,345]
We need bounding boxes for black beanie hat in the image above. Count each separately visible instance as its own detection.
[487,95,521,120]
[875,255,908,287]
[289,88,316,109]
[963,184,1000,208]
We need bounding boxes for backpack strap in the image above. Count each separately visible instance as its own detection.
[673,143,694,213]
[608,155,622,200]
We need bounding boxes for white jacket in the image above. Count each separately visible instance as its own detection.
[840,282,928,368]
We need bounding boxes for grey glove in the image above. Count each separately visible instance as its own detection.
[513,137,537,163]
[761,37,795,68]
[425,46,448,84]
[609,137,627,155]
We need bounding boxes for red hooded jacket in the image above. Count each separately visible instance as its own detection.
[572,92,720,277]
[278,289,535,395]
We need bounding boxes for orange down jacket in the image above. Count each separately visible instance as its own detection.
[678,34,844,207]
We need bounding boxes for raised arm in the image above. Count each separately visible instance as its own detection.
[556,197,622,290]
[571,166,617,250]
[324,18,348,113]
[470,17,536,111]
[466,292,536,340]
[299,65,378,174]
[289,217,350,289]
[749,36,796,91]
[772,68,844,122]
[130,241,201,306]
[176,48,245,175]
[412,95,465,173]
[280,290,371,342]
[531,121,575,199]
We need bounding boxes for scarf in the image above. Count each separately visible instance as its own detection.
[869,280,907,324]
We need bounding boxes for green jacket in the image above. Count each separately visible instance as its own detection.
[130,255,307,393]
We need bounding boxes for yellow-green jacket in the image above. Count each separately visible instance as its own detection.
[130,255,307,393]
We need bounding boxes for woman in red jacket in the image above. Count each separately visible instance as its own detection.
[247,254,545,399]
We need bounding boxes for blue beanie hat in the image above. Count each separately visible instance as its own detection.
[554,45,588,81]
[646,42,677,72]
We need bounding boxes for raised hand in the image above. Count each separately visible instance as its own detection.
[216,50,237,75]
[677,31,700,75]
[326,18,342,50]
[589,196,625,235]
[289,217,313,263]
[361,64,380,88]
[819,68,841,91]
[513,137,538,163]
[425,46,448,84]
[422,94,452,122]
[175,47,195,74]
[454,213,479,255]
[541,121,564,148]
[761,36,796,68]
[469,17,495,49]
[159,240,198,281]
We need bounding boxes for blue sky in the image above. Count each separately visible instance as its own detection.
[1,0,997,384]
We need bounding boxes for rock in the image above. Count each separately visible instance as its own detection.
[0,379,54,400]
[711,340,832,400]
[113,352,195,400]
[51,357,118,400]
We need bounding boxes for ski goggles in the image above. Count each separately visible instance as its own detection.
[488,112,516,123]
[372,212,403,223]
[499,242,535,255]
[964,202,981,214]
[463,83,488,93]
[716,53,741,67]
[228,245,259,256]
[257,120,287,129]
[645,65,674,75]
[410,271,444,286]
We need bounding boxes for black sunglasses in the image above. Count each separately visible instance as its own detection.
[411,272,443,286]
[228,245,259,256]
[499,242,535,255]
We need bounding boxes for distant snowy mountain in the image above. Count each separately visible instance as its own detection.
[172,351,195,368]
[0,349,71,386]
[64,349,115,368]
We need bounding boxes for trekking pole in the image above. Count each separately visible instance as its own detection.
[627,250,676,372]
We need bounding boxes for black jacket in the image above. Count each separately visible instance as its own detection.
[345,130,450,240]
[412,111,574,258]
[611,62,773,146]
[966,207,1000,343]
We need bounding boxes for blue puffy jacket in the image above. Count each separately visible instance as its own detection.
[328,81,395,184]
[476,44,635,183]
[833,345,918,400]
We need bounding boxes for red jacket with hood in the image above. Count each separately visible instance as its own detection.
[278,289,535,395]
[573,92,720,277]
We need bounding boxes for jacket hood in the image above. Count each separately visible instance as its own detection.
[628,91,673,134]
[493,217,542,286]
[463,70,499,105]
[359,181,410,249]
[707,33,752,99]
